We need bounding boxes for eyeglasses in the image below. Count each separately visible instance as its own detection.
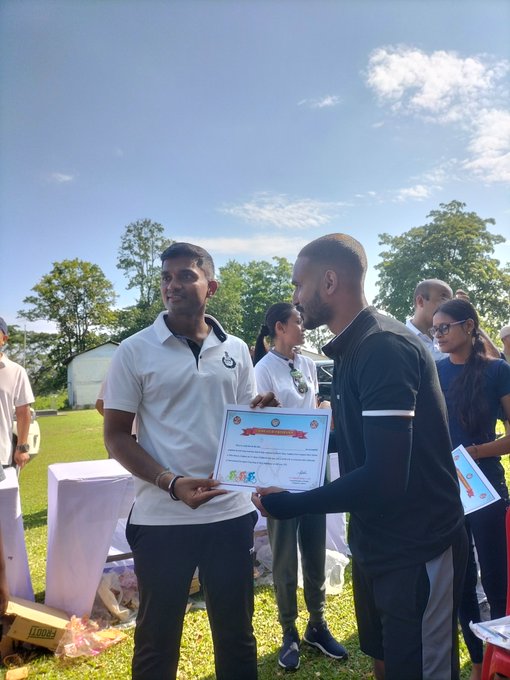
[429,320,467,336]
[289,363,308,394]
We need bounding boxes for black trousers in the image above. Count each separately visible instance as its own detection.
[352,526,468,680]
[126,511,258,680]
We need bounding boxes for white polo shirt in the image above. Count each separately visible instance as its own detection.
[0,354,35,465]
[104,313,256,526]
[405,319,447,362]
[254,351,318,410]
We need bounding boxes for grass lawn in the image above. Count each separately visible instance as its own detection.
[1,410,503,678]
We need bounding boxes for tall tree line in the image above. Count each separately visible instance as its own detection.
[11,202,510,395]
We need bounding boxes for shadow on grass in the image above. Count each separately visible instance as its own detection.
[34,589,46,604]
[199,630,365,680]
[23,508,48,529]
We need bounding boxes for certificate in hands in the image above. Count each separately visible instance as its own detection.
[452,444,501,514]
[213,405,331,492]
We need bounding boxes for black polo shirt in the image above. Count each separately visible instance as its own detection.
[262,307,464,576]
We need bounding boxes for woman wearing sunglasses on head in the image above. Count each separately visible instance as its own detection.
[253,302,348,671]
[432,298,510,680]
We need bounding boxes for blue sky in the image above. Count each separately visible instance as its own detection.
[1,0,509,332]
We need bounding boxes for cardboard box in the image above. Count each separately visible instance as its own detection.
[189,574,200,596]
[0,626,14,659]
[4,597,70,651]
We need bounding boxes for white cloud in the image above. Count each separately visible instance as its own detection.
[462,109,510,183]
[391,161,458,202]
[366,46,508,122]
[220,193,347,230]
[354,190,379,200]
[394,184,434,202]
[175,235,309,261]
[365,46,510,184]
[421,160,458,185]
[298,95,340,109]
[46,172,74,183]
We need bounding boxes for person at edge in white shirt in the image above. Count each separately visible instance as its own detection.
[0,465,8,616]
[0,317,34,470]
[405,279,452,362]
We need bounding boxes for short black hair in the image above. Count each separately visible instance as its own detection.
[299,233,367,284]
[160,242,215,279]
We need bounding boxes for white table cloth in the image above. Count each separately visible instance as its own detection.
[0,467,34,600]
[45,459,134,617]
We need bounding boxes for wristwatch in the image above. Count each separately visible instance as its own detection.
[16,443,30,453]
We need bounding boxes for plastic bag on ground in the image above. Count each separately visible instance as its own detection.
[55,615,127,658]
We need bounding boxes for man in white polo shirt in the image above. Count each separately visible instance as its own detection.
[405,279,452,361]
[104,242,273,680]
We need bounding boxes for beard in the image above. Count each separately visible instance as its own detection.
[297,291,331,330]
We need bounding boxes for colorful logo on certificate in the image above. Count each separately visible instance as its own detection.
[227,470,256,484]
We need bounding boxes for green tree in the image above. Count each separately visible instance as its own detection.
[112,300,165,342]
[305,327,334,354]
[374,201,510,336]
[117,219,172,307]
[206,257,294,346]
[19,259,117,358]
[206,260,246,337]
[241,257,294,346]
[6,325,65,394]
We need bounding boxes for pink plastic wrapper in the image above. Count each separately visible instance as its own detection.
[55,615,127,658]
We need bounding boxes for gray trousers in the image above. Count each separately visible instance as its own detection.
[267,513,327,631]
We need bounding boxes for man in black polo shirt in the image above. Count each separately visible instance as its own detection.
[254,234,467,680]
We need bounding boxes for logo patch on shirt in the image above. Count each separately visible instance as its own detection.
[222,352,236,369]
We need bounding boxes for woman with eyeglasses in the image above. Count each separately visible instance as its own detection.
[432,298,510,680]
[253,302,347,671]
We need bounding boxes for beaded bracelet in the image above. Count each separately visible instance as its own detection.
[168,475,184,501]
[154,469,172,488]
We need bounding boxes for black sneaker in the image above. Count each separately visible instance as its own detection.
[303,621,348,660]
[278,627,300,670]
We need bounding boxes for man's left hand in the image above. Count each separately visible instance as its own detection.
[172,477,228,509]
[13,450,30,469]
